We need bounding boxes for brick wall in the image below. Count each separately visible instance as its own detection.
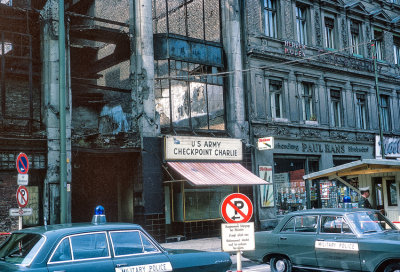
[143,213,166,242]
[0,173,18,242]
[184,220,223,240]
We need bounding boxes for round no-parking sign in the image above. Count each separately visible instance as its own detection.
[220,193,253,223]
[16,186,29,208]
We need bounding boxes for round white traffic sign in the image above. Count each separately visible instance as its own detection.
[16,186,29,208]
[220,193,253,223]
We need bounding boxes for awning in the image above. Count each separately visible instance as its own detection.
[303,159,400,193]
[166,162,270,186]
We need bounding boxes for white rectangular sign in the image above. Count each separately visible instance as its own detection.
[9,208,33,217]
[376,135,400,158]
[165,136,242,161]
[221,222,255,252]
[115,262,173,272]
[315,241,359,251]
[17,174,29,185]
[257,137,274,150]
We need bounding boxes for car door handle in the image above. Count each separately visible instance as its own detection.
[116,263,128,268]
[280,236,287,240]
[317,238,325,241]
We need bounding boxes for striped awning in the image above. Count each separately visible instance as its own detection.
[166,162,270,186]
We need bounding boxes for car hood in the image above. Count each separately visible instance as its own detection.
[0,262,20,271]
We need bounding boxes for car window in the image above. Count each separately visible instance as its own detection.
[110,230,151,256]
[50,238,72,263]
[281,215,318,233]
[140,233,158,253]
[70,232,109,260]
[321,216,353,234]
[0,233,45,265]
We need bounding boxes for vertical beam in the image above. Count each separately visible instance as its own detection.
[59,0,68,224]
[221,0,246,139]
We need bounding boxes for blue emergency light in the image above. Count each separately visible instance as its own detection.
[343,196,352,209]
[92,205,106,224]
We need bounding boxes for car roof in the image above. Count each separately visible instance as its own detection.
[287,208,378,216]
[12,222,143,239]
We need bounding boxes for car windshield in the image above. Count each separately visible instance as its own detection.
[0,233,45,265]
[346,211,398,234]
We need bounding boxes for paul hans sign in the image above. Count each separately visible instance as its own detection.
[164,136,243,161]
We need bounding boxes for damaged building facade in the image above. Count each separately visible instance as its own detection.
[1,0,259,242]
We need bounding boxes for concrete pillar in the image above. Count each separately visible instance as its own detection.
[41,0,72,224]
[131,0,159,140]
[221,0,247,139]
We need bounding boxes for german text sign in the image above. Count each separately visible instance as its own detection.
[221,222,255,252]
[9,208,33,217]
[220,193,253,223]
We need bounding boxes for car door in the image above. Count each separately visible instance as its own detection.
[109,230,172,271]
[278,215,318,267]
[47,232,114,272]
[315,215,361,271]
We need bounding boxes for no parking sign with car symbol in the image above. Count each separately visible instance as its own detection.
[220,193,253,223]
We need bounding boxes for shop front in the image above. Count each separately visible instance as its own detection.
[163,136,269,240]
[303,159,400,222]
[255,138,373,229]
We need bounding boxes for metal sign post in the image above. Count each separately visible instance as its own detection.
[220,194,254,272]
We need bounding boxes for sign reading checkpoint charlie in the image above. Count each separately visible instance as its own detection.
[164,136,242,161]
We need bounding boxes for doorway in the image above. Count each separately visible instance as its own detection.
[373,177,399,222]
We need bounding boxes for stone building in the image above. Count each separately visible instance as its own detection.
[243,0,400,229]
[1,0,265,242]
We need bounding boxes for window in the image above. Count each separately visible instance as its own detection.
[110,231,158,256]
[70,232,109,260]
[321,216,352,234]
[263,0,277,38]
[0,233,45,265]
[394,38,400,65]
[387,180,397,206]
[155,60,225,131]
[350,21,361,55]
[330,89,342,127]
[281,215,318,233]
[380,95,390,131]
[324,17,335,49]
[0,0,11,6]
[270,80,284,119]
[50,238,72,263]
[374,30,384,60]
[302,83,315,121]
[296,5,307,44]
[356,93,367,129]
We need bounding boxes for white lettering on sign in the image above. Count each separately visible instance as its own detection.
[315,241,359,251]
[165,136,242,161]
[115,262,173,272]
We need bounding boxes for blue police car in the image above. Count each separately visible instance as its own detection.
[0,207,232,272]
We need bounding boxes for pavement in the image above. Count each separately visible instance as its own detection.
[161,237,270,272]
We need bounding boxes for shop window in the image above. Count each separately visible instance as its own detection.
[172,182,235,222]
[386,180,397,206]
[333,156,360,167]
[330,89,342,127]
[324,17,335,49]
[356,93,367,129]
[263,0,278,38]
[269,79,284,119]
[296,5,307,45]
[311,179,359,209]
[301,82,315,121]
[380,95,390,131]
[0,0,11,6]
[350,21,361,55]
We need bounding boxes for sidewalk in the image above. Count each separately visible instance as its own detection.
[161,237,269,271]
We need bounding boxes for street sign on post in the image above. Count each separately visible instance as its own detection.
[16,153,29,175]
[16,186,29,208]
[220,193,253,223]
[9,208,33,217]
[17,174,29,185]
[221,222,255,252]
